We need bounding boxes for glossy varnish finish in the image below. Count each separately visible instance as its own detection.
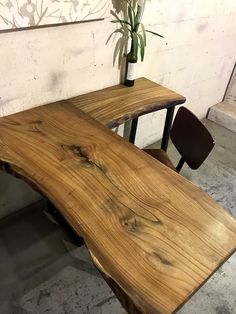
[67,77,186,128]
[0,102,235,314]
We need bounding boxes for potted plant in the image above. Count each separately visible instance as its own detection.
[110,0,164,86]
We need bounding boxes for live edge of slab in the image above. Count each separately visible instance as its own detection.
[0,101,235,314]
[67,77,186,128]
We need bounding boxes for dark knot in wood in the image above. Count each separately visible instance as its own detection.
[62,144,107,173]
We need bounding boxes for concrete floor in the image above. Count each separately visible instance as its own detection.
[0,119,235,314]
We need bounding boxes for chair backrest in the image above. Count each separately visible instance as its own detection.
[170,107,215,170]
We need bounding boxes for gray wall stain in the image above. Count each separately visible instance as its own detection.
[49,72,65,91]
[69,48,85,57]
[177,8,186,21]
[197,23,209,32]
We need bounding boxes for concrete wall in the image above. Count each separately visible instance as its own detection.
[1,0,236,218]
[225,65,236,106]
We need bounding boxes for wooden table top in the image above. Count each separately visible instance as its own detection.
[67,77,186,128]
[0,102,235,314]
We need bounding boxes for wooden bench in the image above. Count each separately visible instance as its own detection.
[0,101,235,313]
[67,77,186,149]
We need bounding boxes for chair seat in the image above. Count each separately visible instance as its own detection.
[143,149,177,172]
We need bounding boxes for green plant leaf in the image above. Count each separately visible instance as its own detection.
[137,33,145,61]
[110,10,132,28]
[127,1,136,18]
[111,20,131,27]
[131,32,139,59]
[140,23,146,46]
[146,30,164,38]
[134,5,143,32]
[128,6,134,30]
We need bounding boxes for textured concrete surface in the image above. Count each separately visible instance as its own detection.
[208,63,236,134]
[0,119,235,313]
[208,102,236,133]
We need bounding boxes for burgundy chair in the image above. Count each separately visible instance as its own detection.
[144,107,215,172]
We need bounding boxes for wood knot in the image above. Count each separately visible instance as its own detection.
[152,252,172,266]
[123,216,141,233]
[61,144,107,173]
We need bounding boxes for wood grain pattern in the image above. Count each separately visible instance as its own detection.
[0,101,235,314]
[67,77,186,128]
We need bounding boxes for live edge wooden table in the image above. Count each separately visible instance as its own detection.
[67,77,186,150]
[0,101,236,314]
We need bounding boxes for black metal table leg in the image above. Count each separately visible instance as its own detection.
[129,117,139,144]
[161,106,175,151]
